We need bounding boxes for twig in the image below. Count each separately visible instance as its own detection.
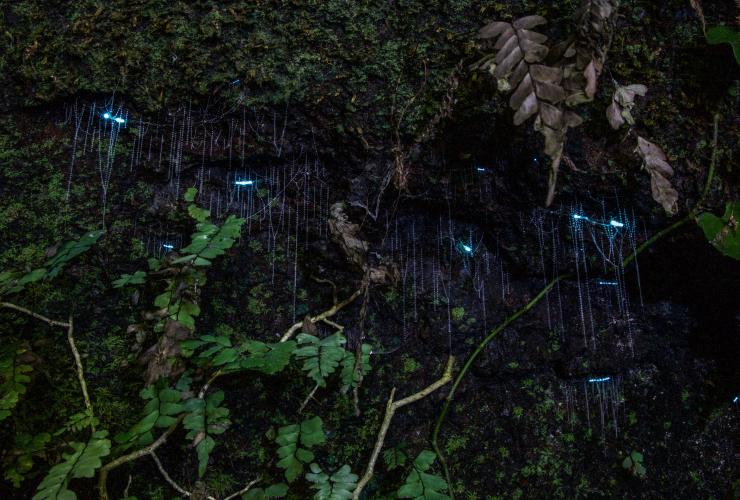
[222,477,261,500]
[299,382,320,413]
[353,356,455,500]
[66,316,95,430]
[0,302,70,328]
[280,288,362,342]
[99,370,222,499]
[151,451,191,497]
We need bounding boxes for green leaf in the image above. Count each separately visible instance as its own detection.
[295,333,346,387]
[340,344,371,393]
[706,26,740,66]
[397,451,450,499]
[306,463,358,500]
[183,390,230,477]
[184,187,198,202]
[275,417,325,483]
[112,271,147,288]
[243,483,289,500]
[114,384,184,450]
[45,230,105,279]
[0,343,34,422]
[241,341,296,374]
[696,202,740,260]
[383,448,407,471]
[33,431,111,500]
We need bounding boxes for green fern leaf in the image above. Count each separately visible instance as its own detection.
[112,271,147,288]
[306,463,358,500]
[114,384,184,450]
[243,483,289,499]
[183,390,230,477]
[275,416,326,483]
[32,431,111,500]
[397,450,450,500]
[339,344,371,393]
[294,333,346,387]
[241,340,296,374]
[45,230,105,279]
[0,344,34,422]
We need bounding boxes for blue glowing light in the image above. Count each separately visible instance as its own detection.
[476,167,487,172]
[234,180,255,186]
[734,395,739,404]
[598,280,618,286]
[572,214,587,220]
[609,220,624,228]
[162,243,174,250]
[461,244,473,253]
[102,111,126,125]
[231,79,240,85]
[588,376,611,383]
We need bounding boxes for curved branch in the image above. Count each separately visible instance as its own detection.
[280,288,362,342]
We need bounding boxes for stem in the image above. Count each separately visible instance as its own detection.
[299,382,320,413]
[151,451,191,497]
[66,316,95,430]
[0,302,70,328]
[353,356,454,500]
[280,288,362,342]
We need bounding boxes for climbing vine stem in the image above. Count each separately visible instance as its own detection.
[431,113,720,498]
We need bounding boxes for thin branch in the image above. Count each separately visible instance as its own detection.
[353,356,455,500]
[280,288,362,342]
[0,302,70,328]
[299,382,320,413]
[151,451,191,497]
[222,477,261,500]
[66,316,95,431]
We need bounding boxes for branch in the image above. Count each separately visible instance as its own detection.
[0,302,70,328]
[66,316,95,430]
[280,288,362,342]
[353,356,455,500]
[151,451,192,497]
[222,477,261,500]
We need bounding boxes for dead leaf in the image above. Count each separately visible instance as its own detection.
[636,136,679,215]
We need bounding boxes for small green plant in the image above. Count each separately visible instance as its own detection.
[621,450,646,479]
[397,450,451,499]
[294,332,347,387]
[451,307,465,321]
[274,416,327,482]
[183,390,231,477]
[306,463,358,500]
[33,431,111,500]
[696,201,739,260]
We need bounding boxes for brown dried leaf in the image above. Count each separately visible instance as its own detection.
[606,101,624,129]
[513,15,548,30]
[635,136,679,215]
[513,92,540,125]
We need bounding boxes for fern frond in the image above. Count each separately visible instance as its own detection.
[114,384,185,450]
[294,333,346,387]
[0,343,34,422]
[183,390,230,477]
[306,463,358,500]
[340,344,371,393]
[275,416,326,483]
[32,431,111,500]
[397,450,450,500]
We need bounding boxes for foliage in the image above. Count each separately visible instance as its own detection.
[397,450,451,500]
[0,230,104,296]
[706,26,740,66]
[243,483,289,500]
[183,390,231,477]
[635,137,679,215]
[55,410,100,436]
[339,343,371,393]
[383,448,407,471]
[607,84,647,129]
[181,334,296,375]
[474,0,619,205]
[305,463,358,500]
[696,202,740,260]
[33,431,111,500]
[3,432,51,487]
[622,450,646,479]
[114,383,185,450]
[294,333,347,387]
[274,416,326,483]
[0,343,34,422]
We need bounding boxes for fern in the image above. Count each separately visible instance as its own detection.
[0,343,34,422]
[306,463,358,500]
[0,231,104,296]
[181,335,296,374]
[4,432,51,487]
[32,431,111,500]
[340,344,371,393]
[243,483,289,500]
[114,384,184,450]
[112,270,147,288]
[294,333,346,387]
[183,390,230,477]
[55,409,100,436]
[397,450,450,500]
[274,416,326,483]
